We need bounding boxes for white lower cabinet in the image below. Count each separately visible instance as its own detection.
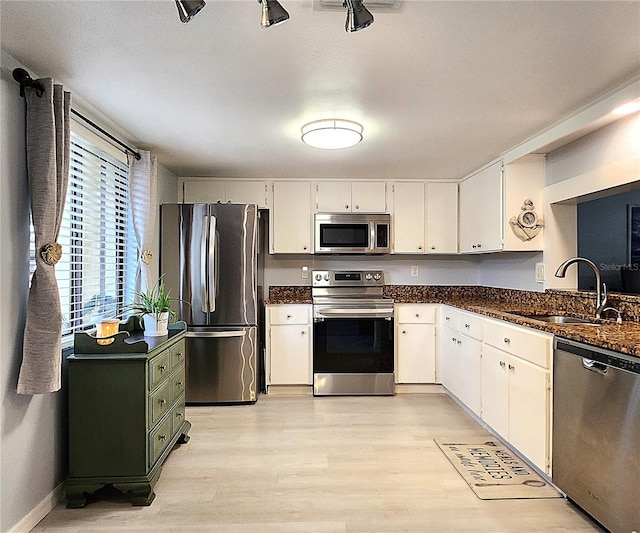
[481,318,552,474]
[439,306,482,416]
[395,304,437,383]
[266,304,312,386]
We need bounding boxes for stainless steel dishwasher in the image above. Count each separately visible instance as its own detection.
[553,338,640,533]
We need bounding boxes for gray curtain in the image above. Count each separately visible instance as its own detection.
[128,151,158,293]
[17,79,71,395]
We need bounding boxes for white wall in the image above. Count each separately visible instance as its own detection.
[0,50,178,532]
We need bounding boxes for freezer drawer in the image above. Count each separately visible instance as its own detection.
[185,327,257,404]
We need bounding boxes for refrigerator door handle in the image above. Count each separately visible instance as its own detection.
[208,214,218,313]
[186,330,247,338]
[200,214,209,313]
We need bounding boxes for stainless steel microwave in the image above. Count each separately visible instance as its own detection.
[314,213,391,254]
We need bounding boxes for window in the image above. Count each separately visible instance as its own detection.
[30,131,137,345]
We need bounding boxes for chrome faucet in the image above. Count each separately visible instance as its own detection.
[555,257,607,318]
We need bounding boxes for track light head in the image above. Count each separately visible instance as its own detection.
[259,0,290,28]
[344,0,374,32]
[176,0,206,23]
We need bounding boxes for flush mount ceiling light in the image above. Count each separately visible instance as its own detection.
[301,119,364,149]
[175,0,206,23]
[613,100,640,115]
[259,0,290,27]
[344,0,374,32]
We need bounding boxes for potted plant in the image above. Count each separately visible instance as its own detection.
[127,276,179,337]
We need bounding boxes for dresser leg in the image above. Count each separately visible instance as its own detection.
[65,483,105,509]
[113,482,156,506]
[177,420,192,444]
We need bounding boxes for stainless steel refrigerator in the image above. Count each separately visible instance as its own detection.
[160,203,260,404]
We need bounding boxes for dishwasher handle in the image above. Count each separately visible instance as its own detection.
[582,358,608,375]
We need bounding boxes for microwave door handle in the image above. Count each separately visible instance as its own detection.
[371,223,376,252]
[200,214,209,313]
[208,214,217,313]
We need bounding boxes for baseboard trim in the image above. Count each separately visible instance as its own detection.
[395,383,444,394]
[7,482,65,533]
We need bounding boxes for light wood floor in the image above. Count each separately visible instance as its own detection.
[33,392,602,532]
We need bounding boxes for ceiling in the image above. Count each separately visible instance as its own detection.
[1,1,639,180]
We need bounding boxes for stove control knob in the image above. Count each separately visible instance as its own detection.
[373,273,381,281]
[365,273,373,281]
[315,273,322,281]
[324,273,330,281]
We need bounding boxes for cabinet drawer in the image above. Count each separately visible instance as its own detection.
[484,319,552,368]
[269,305,309,325]
[171,366,186,400]
[171,396,187,435]
[441,306,460,331]
[149,351,171,390]
[459,312,483,340]
[149,380,172,428]
[170,340,185,370]
[149,414,172,466]
[396,304,436,324]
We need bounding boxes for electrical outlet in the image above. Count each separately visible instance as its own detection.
[535,262,545,283]
[301,265,309,279]
[411,265,419,277]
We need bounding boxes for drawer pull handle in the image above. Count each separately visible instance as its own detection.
[499,361,506,367]
[415,313,420,318]
[402,330,407,334]
[508,364,515,370]
[451,337,456,342]
[176,412,184,418]
[464,323,470,328]
[301,330,306,335]
[160,398,167,405]
[177,352,184,359]
[503,337,510,344]
[177,381,184,387]
[159,434,167,441]
[457,340,462,345]
[445,316,450,321]
[286,314,292,319]
[159,364,167,372]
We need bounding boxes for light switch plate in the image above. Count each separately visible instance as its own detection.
[411,265,419,277]
[301,265,309,279]
[535,262,545,283]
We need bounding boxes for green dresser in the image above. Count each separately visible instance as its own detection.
[66,320,191,508]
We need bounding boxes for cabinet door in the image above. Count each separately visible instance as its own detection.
[352,181,386,212]
[393,182,425,253]
[182,180,225,203]
[481,344,509,438]
[226,180,269,208]
[396,324,436,383]
[438,326,457,389]
[456,335,482,416]
[508,357,549,473]
[426,182,458,254]
[459,162,503,253]
[271,181,312,253]
[316,181,351,212]
[269,325,311,385]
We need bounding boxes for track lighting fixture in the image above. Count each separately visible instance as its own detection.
[259,0,290,28]
[344,0,374,32]
[176,0,205,23]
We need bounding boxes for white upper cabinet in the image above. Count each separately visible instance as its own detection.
[392,182,425,254]
[181,179,269,208]
[459,154,545,254]
[426,181,458,254]
[270,181,312,254]
[459,161,503,253]
[316,181,387,213]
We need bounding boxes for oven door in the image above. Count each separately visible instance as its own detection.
[313,314,394,395]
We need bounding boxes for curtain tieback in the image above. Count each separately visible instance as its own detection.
[40,242,62,266]
[141,249,153,265]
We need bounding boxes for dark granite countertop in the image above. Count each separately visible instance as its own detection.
[267,285,640,357]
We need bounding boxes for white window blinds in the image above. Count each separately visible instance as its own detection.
[30,131,137,344]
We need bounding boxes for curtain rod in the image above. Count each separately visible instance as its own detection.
[12,68,142,161]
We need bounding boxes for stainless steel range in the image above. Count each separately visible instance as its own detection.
[312,270,395,396]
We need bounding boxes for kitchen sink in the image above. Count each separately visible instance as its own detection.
[513,313,600,325]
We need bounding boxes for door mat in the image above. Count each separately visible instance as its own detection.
[434,439,561,500]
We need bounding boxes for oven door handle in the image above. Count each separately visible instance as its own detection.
[314,308,394,319]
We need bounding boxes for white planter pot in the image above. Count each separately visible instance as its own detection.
[143,312,169,337]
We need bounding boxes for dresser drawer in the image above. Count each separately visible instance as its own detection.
[171,396,187,435]
[396,304,437,324]
[170,340,185,370]
[149,414,173,466]
[149,351,171,390]
[484,319,552,368]
[269,305,309,325]
[171,366,186,400]
[149,380,172,428]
